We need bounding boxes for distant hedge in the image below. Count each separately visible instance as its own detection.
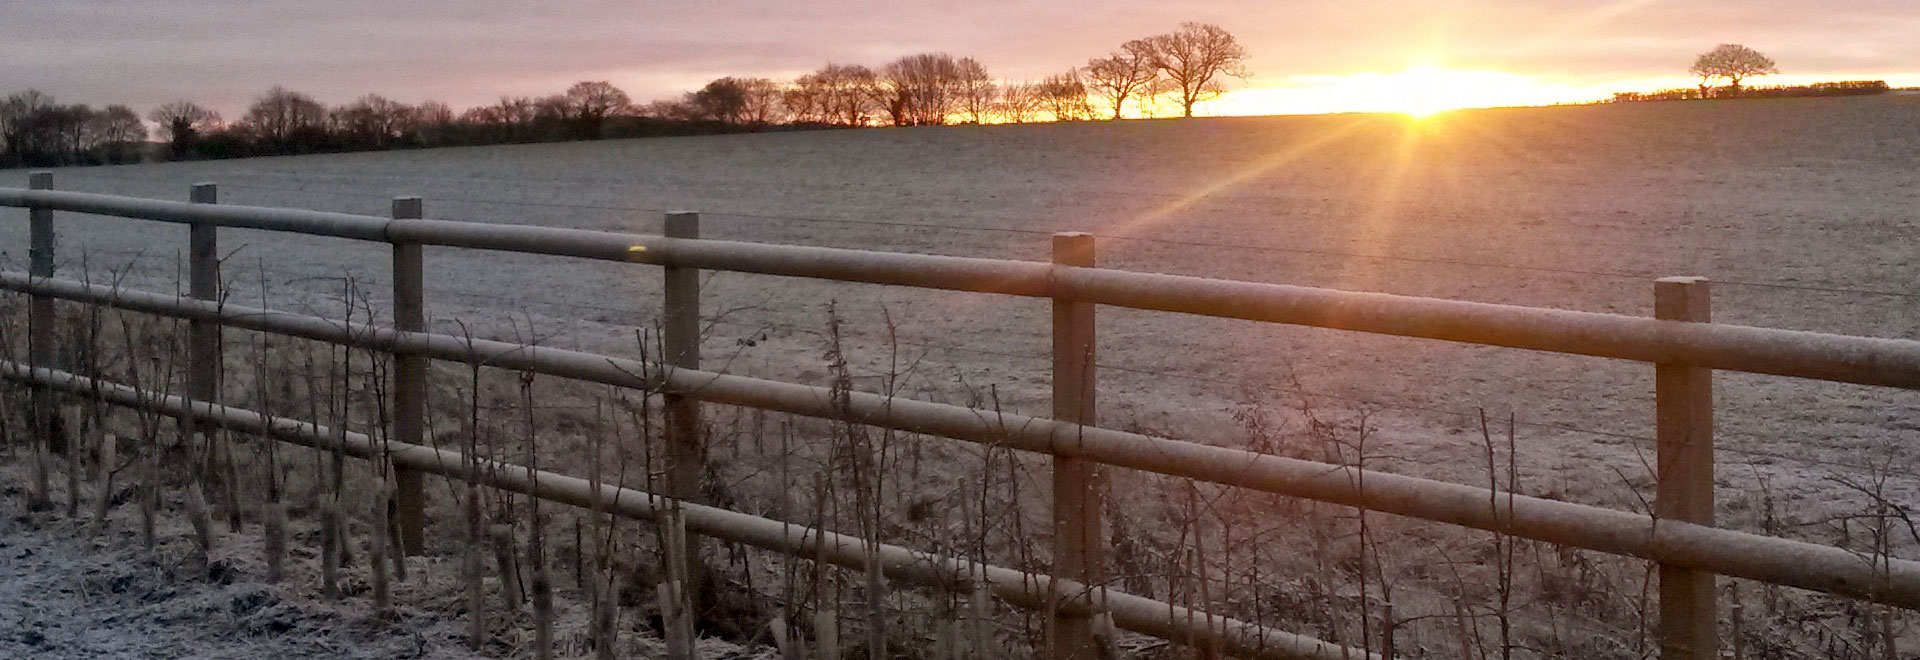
[1610,80,1890,103]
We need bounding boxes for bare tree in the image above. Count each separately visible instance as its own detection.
[879,53,967,126]
[470,96,537,140]
[1138,22,1250,117]
[681,76,782,127]
[147,100,221,160]
[782,78,826,124]
[91,104,147,163]
[954,57,997,124]
[792,63,878,126]
[33,103,98,164]
[1086,41,1160,119]
[739,77,786,126]
[242,86,328,149]
[563,81,632,138]
[3,90,56,164]
[533,94,573,133]
[997,82,1044,123]
[686,78,750,124]
[330,94,412,148]
[413,100,454,126]
[1135,78,1179,118]
[1038,69,1094,122]
[496,96,537,126]
[1689,44,1778,96]
[637,99,695,121]
[413,101,454,141]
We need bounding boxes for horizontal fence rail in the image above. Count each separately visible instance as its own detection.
[7,182,1920,660]
[6,187,1920,389]
[0,363,1360,660]
[5,272,1918,609]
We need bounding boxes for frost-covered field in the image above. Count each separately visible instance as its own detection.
[17,95,1919,503]
[3,95,1920,655]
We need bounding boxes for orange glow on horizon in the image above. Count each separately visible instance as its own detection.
[1206,67,1608,118]
[1202,68,1920,119]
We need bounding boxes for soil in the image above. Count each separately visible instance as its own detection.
[0,458,768,659]
[0,489,475,659]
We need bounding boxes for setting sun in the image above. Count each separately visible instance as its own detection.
[1211,66,1609,118]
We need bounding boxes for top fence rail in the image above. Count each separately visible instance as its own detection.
[5,186,1920,390]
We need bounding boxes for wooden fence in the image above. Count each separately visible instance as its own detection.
[5,174,1920,660]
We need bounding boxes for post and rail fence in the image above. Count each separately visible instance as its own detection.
[5,174,1920,660]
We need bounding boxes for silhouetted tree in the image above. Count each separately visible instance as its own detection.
[782,80,825,124]
[737,78,785,126]
[466,96,537,141]
[242,86,328,152]
[637,99,695,121]
[1086,42,1160,119]
[879,53,967,126]
[1,90,55,165]
[36,104,96,164]
[563,81,631,138]
[148,100,221,159]
[1038,70,1094,121]
[1690,44,1778,96]
[91,104,147,163]
[1137,22,1249,117]
[954,58,996,124]
[687,78,750,124]
[330,94,412,149]
[791,63,877,126]
[0,96,109,166]
[531,94,573,138]
[997,82,1044,123]
[410,101,455,145]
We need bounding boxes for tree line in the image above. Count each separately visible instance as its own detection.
[0,91,149,167]
[1609,43,1891,104]
[1611,80,1889,103]
[0,22,1247,168]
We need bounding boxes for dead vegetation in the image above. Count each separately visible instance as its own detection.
[0,244,1916,660]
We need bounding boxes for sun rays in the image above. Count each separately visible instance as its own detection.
[1215,67,1608,119]
[1101,116,1379,241]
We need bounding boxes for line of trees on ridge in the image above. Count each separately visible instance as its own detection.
[1610,43,1892,104]
[0,22,1248,168]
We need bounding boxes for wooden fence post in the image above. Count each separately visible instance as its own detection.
[662,211,705,611]
[391,196,427,555]
[663,211,704,501]
[26,172,54,509]
[1050,231,1103,660]
[185,183,228,533]
[1655,276,1716,660]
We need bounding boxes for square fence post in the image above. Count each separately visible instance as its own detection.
[663,211,704,502]
[662,211,706,613]
[1655,276,1716,660]
[391,196,427,555]
[1049,231,1105,660]
[26,172,54,509]
[185,183,230,532]
[186,182,221,436]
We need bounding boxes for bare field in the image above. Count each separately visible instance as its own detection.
[6,95,1920,656]
[19,95,1920,501]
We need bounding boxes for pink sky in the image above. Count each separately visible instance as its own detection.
[6,1,1917,116]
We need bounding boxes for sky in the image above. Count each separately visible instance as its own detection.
[5,0,1919,118]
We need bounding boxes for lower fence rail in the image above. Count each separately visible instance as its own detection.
[10,180,1920,660]
[0,362,1366,660]
[7,271,1920,611]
